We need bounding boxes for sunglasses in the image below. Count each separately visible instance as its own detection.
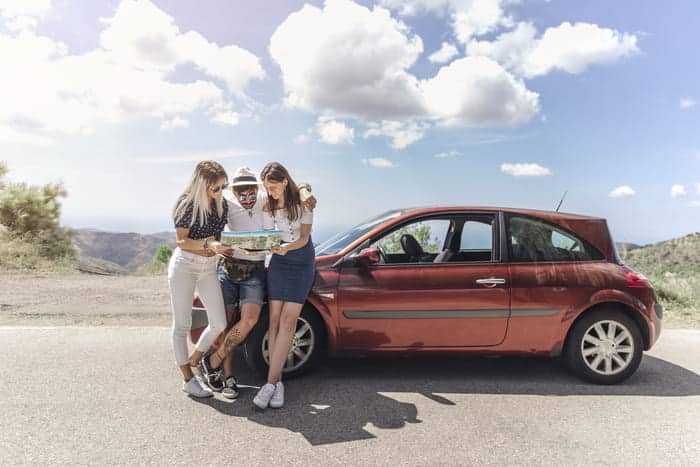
[237,192,257,201]
[210,183,228,193]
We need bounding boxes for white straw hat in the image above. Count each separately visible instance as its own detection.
[231,166,263,187]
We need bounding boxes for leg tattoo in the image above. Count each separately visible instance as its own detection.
[211,325,243,368]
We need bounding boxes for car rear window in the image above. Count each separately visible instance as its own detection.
[507,215,604,263]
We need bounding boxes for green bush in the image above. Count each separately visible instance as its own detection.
[154,244,173,264]
[378,222,440,254]
[0,163,77,271]
[135,243,173,275]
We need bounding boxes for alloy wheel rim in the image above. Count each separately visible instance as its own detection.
[580,320,634,376]
[262,316,315,372]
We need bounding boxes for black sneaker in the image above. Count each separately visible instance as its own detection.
[198,354,223,392]
[222,376,240,399]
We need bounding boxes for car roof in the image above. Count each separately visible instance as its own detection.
[391,206,605,222]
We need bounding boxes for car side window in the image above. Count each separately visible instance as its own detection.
[460,220,493,250]
[372,219,449,264]
[508,215,603,262]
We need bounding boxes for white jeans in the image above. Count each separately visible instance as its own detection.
[167,248,227,366]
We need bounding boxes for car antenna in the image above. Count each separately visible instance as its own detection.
[555,190,568,212]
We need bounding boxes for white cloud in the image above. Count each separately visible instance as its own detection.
[468,21,639,78]
[689,201,700,208]
[378,0,452,16]
[211,111,240,127]
[670,184,687,198]
[99,0,264,93]
[316,117,355,144]
[428,42,459,63]
[159,116,190,131]
[380,0,512,44]
[609,185,636,198]
[696,183,700,195]
[0,0,52,30]
[500,162,551,177]
[270,0,543,147]
[362,157,398,168]
[434,150,461,158]
[422,56,539,126]
[0,0,263,145]
[451,0,511,44]
[467,22,537,73]
[680,98,696,109]
[363,120,426,149]
[294,133,311,144]
[270,0,425,121]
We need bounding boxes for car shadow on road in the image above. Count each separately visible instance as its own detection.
[191,352,699,446]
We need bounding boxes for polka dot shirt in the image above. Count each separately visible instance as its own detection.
[174,197,229,241]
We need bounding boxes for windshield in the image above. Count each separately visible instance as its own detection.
[315,209,405,256]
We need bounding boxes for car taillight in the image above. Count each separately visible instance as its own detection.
[622,266,650,288]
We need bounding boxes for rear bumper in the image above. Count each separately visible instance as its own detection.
[649,301,663,348]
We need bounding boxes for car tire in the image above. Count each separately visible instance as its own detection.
[565,309,644,384]
[243,304,326,379]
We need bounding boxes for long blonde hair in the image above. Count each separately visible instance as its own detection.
[172,161,227,228]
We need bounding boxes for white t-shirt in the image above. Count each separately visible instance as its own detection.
[225,191,268,261]
[263,206,313,243]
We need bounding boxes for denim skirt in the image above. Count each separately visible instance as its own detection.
[267,237,315,304]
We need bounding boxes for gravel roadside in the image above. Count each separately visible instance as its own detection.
[0,272,171,326]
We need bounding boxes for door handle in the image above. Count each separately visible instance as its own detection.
[476,278,506,286]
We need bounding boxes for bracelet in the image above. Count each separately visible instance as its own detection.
[202,238,208,250]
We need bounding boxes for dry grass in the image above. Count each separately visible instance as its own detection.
[620,233,700,327]
[0,233,77,273]
[647,273,700,327]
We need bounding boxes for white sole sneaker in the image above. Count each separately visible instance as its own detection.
[253,383,276,409]
[269,382,284,408]
[182,377,213,398]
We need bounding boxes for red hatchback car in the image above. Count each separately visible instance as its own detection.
[192,206,662,384]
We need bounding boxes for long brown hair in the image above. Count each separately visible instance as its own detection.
[172,160,227,227]
[261,162,301,222]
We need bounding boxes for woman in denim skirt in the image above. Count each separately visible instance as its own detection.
[168,160,233,398]
[253,162,315,409]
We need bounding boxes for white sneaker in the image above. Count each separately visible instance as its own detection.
[182,376,213,398]
[253,383,276,409]
[269,382,284,408]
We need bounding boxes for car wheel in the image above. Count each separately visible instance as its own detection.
[243,305,326,379]
[565,309,643,384]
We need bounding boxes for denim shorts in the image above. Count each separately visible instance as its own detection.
[217,260,266,307]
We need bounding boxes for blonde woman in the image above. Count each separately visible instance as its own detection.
[168,160,232,397]
[253,162,315,409]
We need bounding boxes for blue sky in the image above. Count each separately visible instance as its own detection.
[1,0,698,245]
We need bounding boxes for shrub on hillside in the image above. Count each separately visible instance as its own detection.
[0,163,77,270]
[135,243,173,275]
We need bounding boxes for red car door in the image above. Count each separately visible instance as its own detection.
[336,214,510,349]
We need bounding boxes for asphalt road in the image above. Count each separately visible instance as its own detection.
[1,327,698,466]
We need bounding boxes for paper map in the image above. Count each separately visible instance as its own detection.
[220,230,283,251]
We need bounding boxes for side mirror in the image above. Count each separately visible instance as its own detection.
[356,247,380,266]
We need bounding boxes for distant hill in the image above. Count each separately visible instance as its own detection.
[73,229,175,273]
[620,233,700,276]
[615,242,642,256]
